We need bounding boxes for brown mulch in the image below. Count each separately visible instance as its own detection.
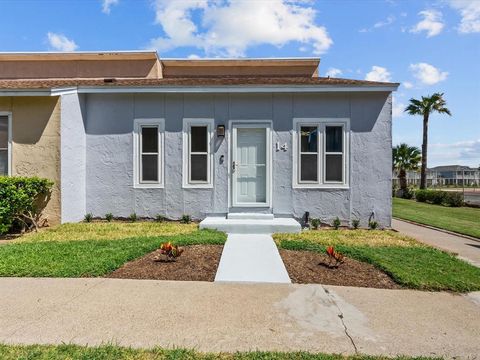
[279,249,401,289]
[107,245,223,282]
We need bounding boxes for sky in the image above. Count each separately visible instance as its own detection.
[0,0,479,167]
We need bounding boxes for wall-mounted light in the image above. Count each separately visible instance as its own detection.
[217,124,225,137]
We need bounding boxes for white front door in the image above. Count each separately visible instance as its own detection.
[232,124,271,207]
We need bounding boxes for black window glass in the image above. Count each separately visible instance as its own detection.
[191,126,207,152]
[325,126,343,152]
[141,127,158,153]
[325,154,342,182]
[0,116,7,148]
[300,126,317,152]
[191,154,208,181]
[142,154,158,182]
[300,154,318,182]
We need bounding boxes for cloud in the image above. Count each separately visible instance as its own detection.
[409,62,448,85]
[325,67,342,77]
[365,66,392,82]
[403,81,414,89]
[410,9,444,37]
[47,32,78,52]
[102,0,119,14]
[429,139,480,166]
[447,0,480,33]
[149,0,333,57]
[392,96,406,118]
[359,15,395,32]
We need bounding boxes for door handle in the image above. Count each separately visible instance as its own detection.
[232,161,236,171]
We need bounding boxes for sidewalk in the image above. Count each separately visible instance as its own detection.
[1,278,479,358]
[392,218,480,267]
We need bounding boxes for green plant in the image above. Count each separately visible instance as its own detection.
[392,143,421,194]
[129,213,137,222]
[0,176,53,234]
[84,213,93,223]
[445,192,463,207]
[352,219,360,229]
[310,218,321,230]
[156,214,166,222]
[332,217,341,230]
[415,189,429,202]
[180,214,191,224]
[368,220,378,230]
[105,213,113,222]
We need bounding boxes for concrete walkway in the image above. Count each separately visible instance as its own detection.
[214,234,291,283]
[393,218,480,267]
[1,278,479,358]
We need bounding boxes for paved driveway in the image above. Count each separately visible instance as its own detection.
[1,278,479,358]
[393,218,480,267]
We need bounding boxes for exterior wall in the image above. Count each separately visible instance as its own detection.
[61,93,87,223]
[0,96,61,225]
[83,92,392,227]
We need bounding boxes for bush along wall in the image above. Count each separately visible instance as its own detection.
[0,176,53,235]
[415,189,463,207]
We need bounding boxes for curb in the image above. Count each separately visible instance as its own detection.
[393,217,480,243]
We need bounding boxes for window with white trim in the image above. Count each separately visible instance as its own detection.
[293,119,349,188]
[133,119,164,188]
[183,119,214,188]
[0,114,10,176]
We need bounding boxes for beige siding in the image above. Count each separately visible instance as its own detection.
[0,96,61,225]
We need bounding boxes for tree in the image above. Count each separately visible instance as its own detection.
[393,143,421,193]
[405,93,451,189]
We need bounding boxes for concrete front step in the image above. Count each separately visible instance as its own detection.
[199,216,301,234]
[227,213,274,220]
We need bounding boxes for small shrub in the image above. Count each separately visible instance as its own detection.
[368,220,378,230]
[155,214,166,222]
[445,192,463,207]
[402,186,415,199]
[129,213,137,222]
[325,246,345,268]
[430,190,446,205]
[352,219,360,229]
[154,242,184,262]
[180,214,191,224]
[310,218,321,230]
[84,213,93,223]
[332,217,341,230]
[415,189,429,202]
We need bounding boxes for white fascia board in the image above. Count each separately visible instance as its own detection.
[75,85,398,94]
[0,89,52,96]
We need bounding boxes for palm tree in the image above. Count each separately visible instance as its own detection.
[393,143,421,193]
[405,93,451,189]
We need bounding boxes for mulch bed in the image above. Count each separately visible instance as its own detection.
[279,249,401,289]
[107,245,223,282]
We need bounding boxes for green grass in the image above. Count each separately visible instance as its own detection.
[274,230,480,292]
[393,197,480,238]
[0,344,440,360]
[0,226,226,277]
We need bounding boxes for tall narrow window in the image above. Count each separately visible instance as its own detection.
[0,115,9,176]
[299,126,319,182]
[190,126,208,182]
[325,125,343,182]
[134,119,164,188]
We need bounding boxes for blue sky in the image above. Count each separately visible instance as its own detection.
[0,0,479,167]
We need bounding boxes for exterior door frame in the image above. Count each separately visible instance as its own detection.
[228,120,272,209]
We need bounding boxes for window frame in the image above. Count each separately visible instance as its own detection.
[182,118,214,188]
[292,118,350,189]
[0,112,12,176]
[133,118,164,188]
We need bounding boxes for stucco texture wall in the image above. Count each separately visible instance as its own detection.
[0,96,61,225]
[83,92,392,227]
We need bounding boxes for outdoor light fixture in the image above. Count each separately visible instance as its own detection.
[217,124,225,137]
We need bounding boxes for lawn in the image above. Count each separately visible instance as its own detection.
[0,344,439,360]
[0,222,226,277]
[393,197,480,238]
[274,230,480,292]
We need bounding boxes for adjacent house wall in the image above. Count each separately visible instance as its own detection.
[83,92,392,227]
[0,96,61,225]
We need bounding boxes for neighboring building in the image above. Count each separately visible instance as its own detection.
[393,165,480,187]
[0,51,398,228]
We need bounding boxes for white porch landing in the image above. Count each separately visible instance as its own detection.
[199,214,301,234]
[214,234,291,283]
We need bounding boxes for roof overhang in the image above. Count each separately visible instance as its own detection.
[0,51,159,62]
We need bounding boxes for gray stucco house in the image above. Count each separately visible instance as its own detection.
[0,51,398,230]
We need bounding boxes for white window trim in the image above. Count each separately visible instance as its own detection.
[182,118,214,189]
[133,118,165,188]
[292,118,350,189]
[0,111,12,176]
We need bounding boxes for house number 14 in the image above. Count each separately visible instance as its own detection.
[276,142,288,152]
